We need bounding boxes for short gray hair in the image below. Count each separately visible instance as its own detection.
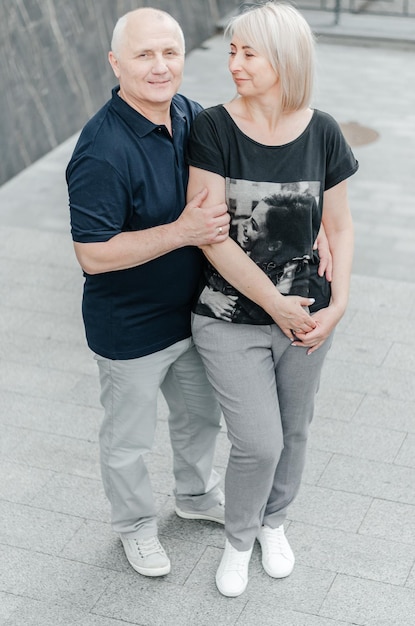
[111,8,185,58]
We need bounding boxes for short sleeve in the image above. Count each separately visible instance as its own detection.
[67,155,129,243]
[322,113,359,190]
[186,109,227,177]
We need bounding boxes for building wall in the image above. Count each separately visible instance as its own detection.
[0,0,238,186]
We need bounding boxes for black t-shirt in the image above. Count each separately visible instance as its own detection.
[67,88,203,359]
[187,106,358,324]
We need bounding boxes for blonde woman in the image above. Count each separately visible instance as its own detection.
[186,1,358,597]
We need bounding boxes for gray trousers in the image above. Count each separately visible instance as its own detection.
[95,337,223,540]
[192,314,333,551]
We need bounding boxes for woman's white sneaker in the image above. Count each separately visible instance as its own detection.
[216,539,253,597]
[257,524,295,578]
[120,535,171,576]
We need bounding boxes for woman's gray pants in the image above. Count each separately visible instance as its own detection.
[192,314,333,552]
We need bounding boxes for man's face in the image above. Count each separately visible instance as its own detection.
[109,12,184,110]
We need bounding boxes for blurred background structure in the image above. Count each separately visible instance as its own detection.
[1,0,414,186]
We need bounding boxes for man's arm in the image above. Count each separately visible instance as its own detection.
[73,188,229,275]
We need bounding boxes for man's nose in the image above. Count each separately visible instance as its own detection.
[152,55,168,72]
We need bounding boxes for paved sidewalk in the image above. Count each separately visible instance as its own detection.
[1,20,415,626]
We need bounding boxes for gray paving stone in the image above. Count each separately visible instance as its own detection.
[359,499,415,545]
[0,226,75,268]
[394,434,415,467]
[314,388,364,422]
[302,448,332,485]
[0,306,32,335]
[344,309,415,344]
[353,394,415,434]
[0,425,30,457]
[6,430,100,478]
[320,360,413,401]
[16,309,85,345]
[328,332,392,367]
[309,416,405,463]
[0,544,116,610]
[0,591,25,622]
[92,567,234,626]
[237,603,353,626]
[319,573,415,625]
[0,257,79,292]
[3,598,134,626]
[0,390,100,441]
[290,521,415,585]
[0,361,82,401]
[31,474,108,521]
[1,333,94,376]
[0,461,53,504]
[0,501,84,555]
[288,484,371,532]
[318,454,415,505]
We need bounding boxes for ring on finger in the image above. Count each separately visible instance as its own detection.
[218,226,223,234]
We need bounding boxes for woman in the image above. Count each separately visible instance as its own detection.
[186,1,358,597]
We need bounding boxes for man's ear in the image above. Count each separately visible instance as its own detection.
[108,51,120,78]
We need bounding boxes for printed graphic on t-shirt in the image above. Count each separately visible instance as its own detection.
[196,178,321,324]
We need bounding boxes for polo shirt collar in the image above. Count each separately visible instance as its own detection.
[110,86,186,137]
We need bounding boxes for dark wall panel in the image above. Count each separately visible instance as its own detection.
[0,0,238,185]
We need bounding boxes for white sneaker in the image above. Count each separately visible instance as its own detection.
[120,535,171,577]
[175,500,225,525]
[257,525,295,578]
[215,539,253,597]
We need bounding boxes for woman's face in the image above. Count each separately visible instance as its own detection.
[228,36,279,98]
[240,201,269,252]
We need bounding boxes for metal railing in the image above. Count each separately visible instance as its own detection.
[296,0,415,19]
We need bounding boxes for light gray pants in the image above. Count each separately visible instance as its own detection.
[95,337,223,540]
[192,314,333,551]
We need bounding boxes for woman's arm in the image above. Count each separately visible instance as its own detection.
[187,166,317,337]
[292,179,354,353]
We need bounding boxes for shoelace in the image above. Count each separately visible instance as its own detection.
[262,527,289,556]
[223,547,250,573]
[134,537,164,558]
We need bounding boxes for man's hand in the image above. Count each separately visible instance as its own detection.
[176,188,230,246]
[314,225,333,281]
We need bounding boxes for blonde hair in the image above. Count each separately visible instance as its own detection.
[225,2,315,110]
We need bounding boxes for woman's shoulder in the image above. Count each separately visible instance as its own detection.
[311,109,343,133]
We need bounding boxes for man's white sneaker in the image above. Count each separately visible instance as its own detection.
[120,535,171,577]
[257,524,295,578]
[175,500,225,525]
[215,539,253,597]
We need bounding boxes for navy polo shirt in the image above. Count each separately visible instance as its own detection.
[66,87,204,359]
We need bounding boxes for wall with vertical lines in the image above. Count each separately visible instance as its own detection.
[0,0,238,186]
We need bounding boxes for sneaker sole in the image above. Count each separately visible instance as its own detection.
[215,577,247,597]
[175,506,225,525]
[127,559,171,577]
[257,537,295,578]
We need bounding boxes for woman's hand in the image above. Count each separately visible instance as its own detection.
[291,304,343,354]
[269,295,317,339]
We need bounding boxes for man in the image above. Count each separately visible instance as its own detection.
[66,8,229,578]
